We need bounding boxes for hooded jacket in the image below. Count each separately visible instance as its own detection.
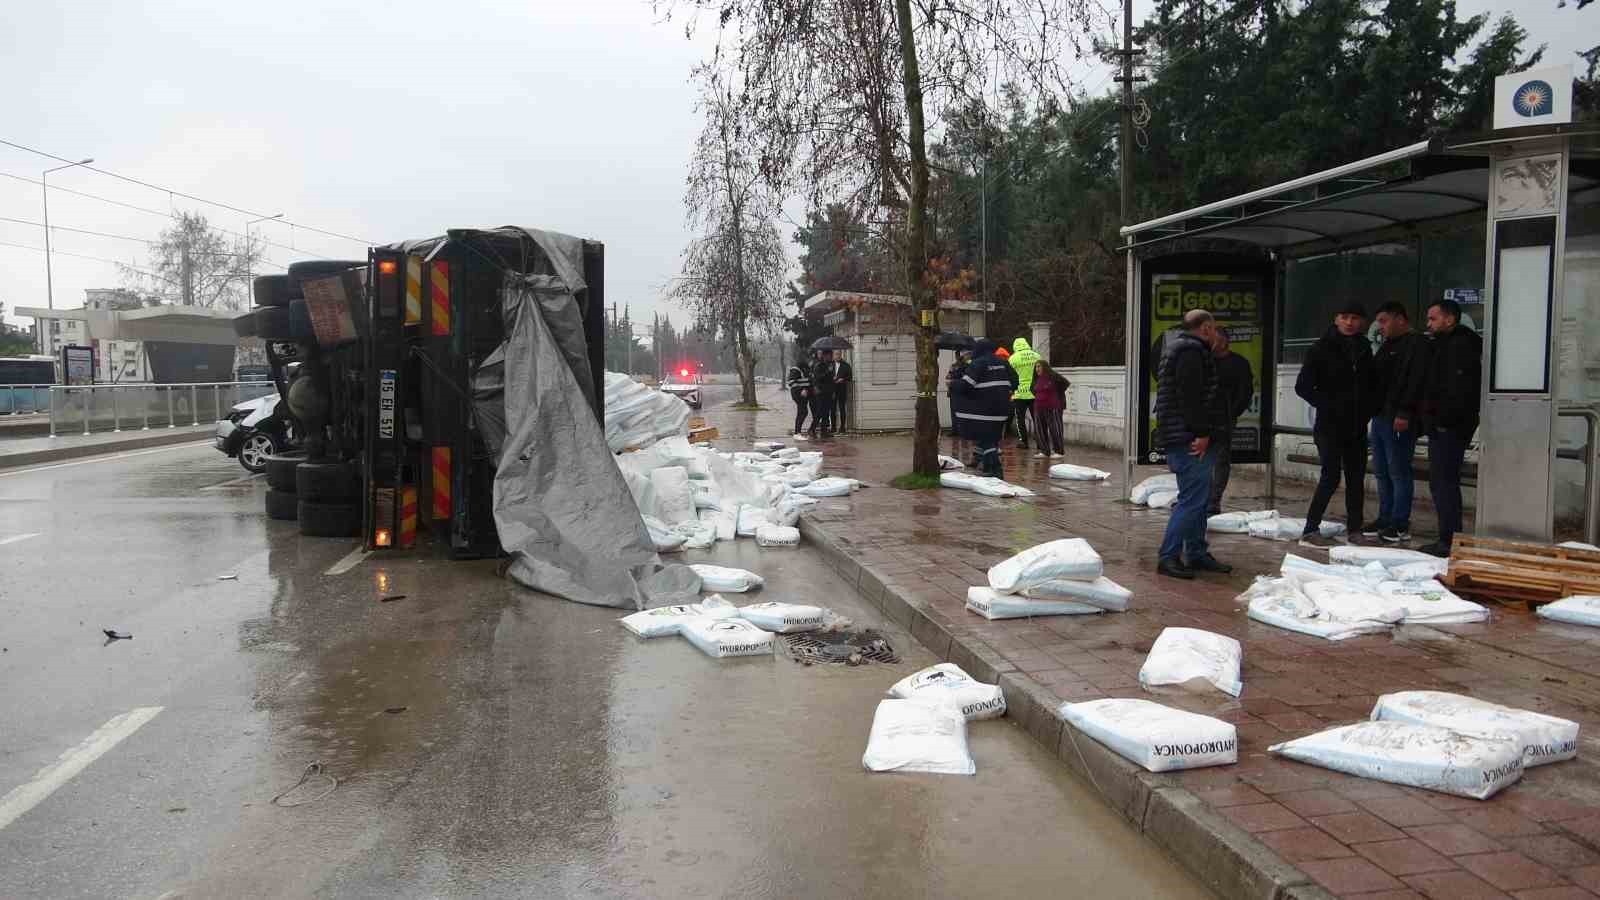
[1419,325,1483,433]
[786,363,812,401]
[1295,326,1377,437]
[1008,338,1042,400]
[1154,328,1219,448]
[953,340,1016,432]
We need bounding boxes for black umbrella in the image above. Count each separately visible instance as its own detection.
[934,331,977,351]
[810,335,853,351]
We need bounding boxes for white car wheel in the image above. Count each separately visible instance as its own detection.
[239,433,277,473]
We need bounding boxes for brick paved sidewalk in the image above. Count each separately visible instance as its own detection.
[708,389,1600,900]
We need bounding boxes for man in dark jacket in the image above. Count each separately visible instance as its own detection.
[833,355,854,432]
[786,356,813,440]
[1207,329,1255,515]
[1154,309,1229,580]
[952,339,1015,478]
[1365,302,1428,543]
[809,351,836,439]
[1416,298,1482,557]
[1295,301,1378,549]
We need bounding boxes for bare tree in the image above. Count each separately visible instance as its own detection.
[659,0,1100,474]
[665,76,788,406]
[120,211,265,310]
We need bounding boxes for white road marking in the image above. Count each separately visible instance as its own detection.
[0,706,164,831]
[324,545,371,576]
[199,472,264,491]
[0,532,41,547]
[0,442,209,478]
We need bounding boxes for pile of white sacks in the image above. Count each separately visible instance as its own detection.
[861,662,1009,776]
[614,435,862,554]
[965,538,1133,619]
[1242,547,1487,641]
[1128,474,1350,541]
[617,568,839,659]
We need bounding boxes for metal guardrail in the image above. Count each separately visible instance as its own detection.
[44,381,276,437]
[0,384,53,416]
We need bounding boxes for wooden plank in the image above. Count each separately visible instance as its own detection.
[688,426,719,442]
[1455,535,1600,565]
[1451,546,1600,577]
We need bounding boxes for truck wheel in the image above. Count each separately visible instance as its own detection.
[253,275,293,308]
[233,310,259,338]
[256,306,294,341]
[264,451,306,492]
[265,487,299,520]
[298,500,360,537]
[287,260,365,295]
[288,299,316,343]
[295,459,359,502]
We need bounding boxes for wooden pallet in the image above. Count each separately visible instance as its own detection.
[688,426,719,442]
[1443,536,1600,606]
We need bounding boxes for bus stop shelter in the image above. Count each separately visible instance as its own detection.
[1119,106,1600,544]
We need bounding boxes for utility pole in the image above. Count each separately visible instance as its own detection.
[42,157,94,311]
[1115,0,1144,226]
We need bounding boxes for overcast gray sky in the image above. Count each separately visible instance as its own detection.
[0,0,1590,334]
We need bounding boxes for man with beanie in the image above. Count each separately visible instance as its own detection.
[952,339,1016,478]
[1007,337,1041,449]
[1295,301,1378,549]
[1154,309,1230,580]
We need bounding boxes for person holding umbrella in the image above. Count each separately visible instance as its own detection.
[808,336,852,439]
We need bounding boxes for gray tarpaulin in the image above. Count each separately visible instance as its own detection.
[492,240,696,609]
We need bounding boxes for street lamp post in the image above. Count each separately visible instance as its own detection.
[42,157,94,313]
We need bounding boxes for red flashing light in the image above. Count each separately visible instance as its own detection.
[680,368,689,377]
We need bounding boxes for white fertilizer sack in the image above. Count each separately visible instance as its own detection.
[754,524,801,547]
[1371,691,1579,766]
[1390,558,1449,581]
[1049,463,1111,481]
[737,601,827,633]
[1329,545,1438,567]
[689,564,765,593]
[938,454,965,470]
[642,515,686,552]
[619,604,706,638]
[861,700,976,775]
[1147,490,1179,510]
[681,617,776,659]
[939,472,1035,498]
[1060,698,1238,772]
[966,586,1102,619]
[1377,580,1488,625]
[1022,576,1133,612]
[1242,576,1401,641]
[672,519,717,550]
[887,663,1006,721]
[772,447,801,460]
[1249,517,1347,542]
[797,477,854,498]
[1537,595,1600,628]
[753,441,786,452]
[1138,627,1244,697]
[735,505,770,537]
[648,466,697,525]
[987,538,1104,592]
[1130,473,1178,505]
[1269,721,1524,800]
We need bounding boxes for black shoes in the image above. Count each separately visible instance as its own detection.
[1187,554,1233,574]
[1417,541,1451,558]
[1380,526,1411,544]
[1157,557,1195,580]
[1360,520,1389,538]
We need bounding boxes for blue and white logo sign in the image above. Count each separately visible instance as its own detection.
[1495,65,1572,130]
[1512,80,1553,118]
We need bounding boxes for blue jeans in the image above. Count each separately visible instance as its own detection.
[1159,442,1216,564]
[1370,417,1416,529]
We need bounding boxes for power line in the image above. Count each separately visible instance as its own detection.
[0,239,180,285]
[0,214,287,268]
[0,137,373,245]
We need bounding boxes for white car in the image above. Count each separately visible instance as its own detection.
[659,372,703,409]
[214,393,293,473]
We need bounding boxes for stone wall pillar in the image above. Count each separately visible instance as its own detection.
[1029,321,1053,363]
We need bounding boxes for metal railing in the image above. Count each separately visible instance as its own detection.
[45,381,277,437]
[1,384,53,416]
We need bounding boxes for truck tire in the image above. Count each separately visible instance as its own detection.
[298,499,360,538]
[287,260,365,295]
[295,459,359,502]
[264,487,299,521]
[253,274,293,308]
[256,306,294,341]
[264,451,306,492]
[288,299,316,343]
[233,310,259,338]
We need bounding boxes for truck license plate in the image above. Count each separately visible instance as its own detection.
[378,370,396,439]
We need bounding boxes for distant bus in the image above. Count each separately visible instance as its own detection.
[0,355,58,414]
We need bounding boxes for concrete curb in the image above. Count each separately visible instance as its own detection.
[0,428,214,470]
[799,514,1328,900]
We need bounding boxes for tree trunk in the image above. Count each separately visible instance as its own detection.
[894,0,939,477]
[729,195,758,406]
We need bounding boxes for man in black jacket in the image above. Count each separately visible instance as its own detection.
[786,356,813,440]
[833,355,855,432]
[1295,301,1378,549]
[1365,302,1428,543]
[952,339,1016,478]
[1207,329,1255,516]
[809,351,836,439]
[1416,299,1482,557]
[1154,309,1229,580]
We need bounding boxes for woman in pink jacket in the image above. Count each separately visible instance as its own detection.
[1029,361,1069,459]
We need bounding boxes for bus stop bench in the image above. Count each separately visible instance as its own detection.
[1286,451,1479,487]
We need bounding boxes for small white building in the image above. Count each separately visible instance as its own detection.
[803,290,993,431]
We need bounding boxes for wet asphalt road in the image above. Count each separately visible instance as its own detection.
[0,438,1207,899]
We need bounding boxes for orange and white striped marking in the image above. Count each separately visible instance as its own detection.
[431,447,451,521]
[429,260,450,336]
[404,256,422,324]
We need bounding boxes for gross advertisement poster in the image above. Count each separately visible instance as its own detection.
[1139,269,1272,466]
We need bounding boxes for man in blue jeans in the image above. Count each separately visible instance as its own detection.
[1153,309,1229,580]
[1364,302,1428,544]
